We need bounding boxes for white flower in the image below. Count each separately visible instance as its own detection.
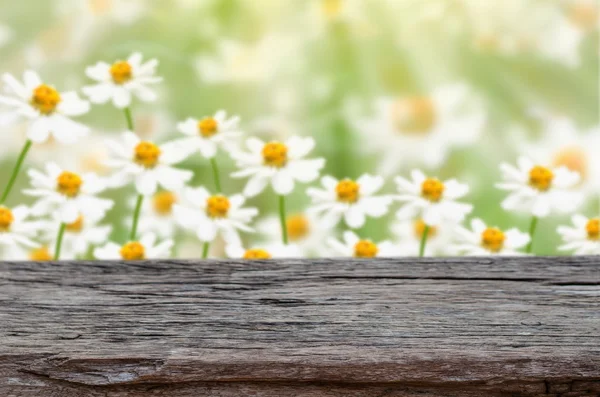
[523,113,600,199]
[174,187,258,245]
[225,242,302,259]
[83,53,162,109]
[94,233,173,260]
[449,218,530,256]
[557,214,600,255]
[351,83,485,175]
[255,212,335,257]
[395,170,473,226]
[230,136,325,197]
[195,36,300,84]
[307,174,393,229]
[391,218,455,256]
[327,231,403,258]
[0,205,42,250]
[104,131,193,196]
[41,211,112,260]
[537,0,598,68]
[0,70,90,143]
[176,110,241,159]
[496,157,583,218]
[3,245,54,261]
[24,163,114,224]
[128,190,180,239]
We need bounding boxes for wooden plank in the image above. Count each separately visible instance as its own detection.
[0,257,599,396]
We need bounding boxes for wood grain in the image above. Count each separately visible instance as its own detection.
[0,256,599,396]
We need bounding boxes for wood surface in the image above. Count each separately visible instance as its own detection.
[0,256,599,396]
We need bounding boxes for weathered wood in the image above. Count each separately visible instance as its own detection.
[0,256,599,396]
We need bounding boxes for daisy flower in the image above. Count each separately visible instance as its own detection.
[255,212,335,257]
[450,218,530,256]
[0,205,42,251]
[230,136,325,197]
[83,53,162,109]
[307,174,393,229]
[176,110,241,159]
[0,70,90,143]
[24,162,114,224]
[104,131,193,196]
[327,231,403,258]
[391,218,455,257]
[173,186,258,246]
[3,245,55,261]
[351,83,485,175]
[496,157,583,218]
[128,190,180,239]
[395,170,473,226]
[225,242,302,260]
[94,233,173,260]
[557,214,600,255]
[523,113,600,199]
[41,211,112,260]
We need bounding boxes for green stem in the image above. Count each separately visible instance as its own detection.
[1,139,32,204]
[210,157,222,193]
[202,242,210,259]
[418,225,430,257]
[54,223,66,260]
[130,194,144,241]
[278,195,289,245]
[525,216,538,254]
[124,107,134,131]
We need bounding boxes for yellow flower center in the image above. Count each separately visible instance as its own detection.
[552,146,587,181]
[110,61,133,85]
[31,84,61,115]
[481,227,506,253]
[262,142,288,168]
[29,246,52,261]
[65,215,84,233]
[586,218,599,241]
[287,214,310,241]
[56,171,83,198]
[120,242,146,260]
[569,3,598,31]
[0,207,14,232]
[392,96,436,134]
[474,33,500,52]
[134,141,161,168]
[421,178,445,202]
[198,117,219,138]
[336,179,360,203]
[354,240,378,258]
[528,166,554,192]
[153,191,177,215]
[206,195,231,218]
[321,0,343,19]
[413,219,437,239]
[243,248,272,259]
[88,0,112,15]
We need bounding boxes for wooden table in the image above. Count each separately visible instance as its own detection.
[1,257,599,396]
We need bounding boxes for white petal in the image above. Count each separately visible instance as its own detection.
[83,83,114,104]
[243,175,269,197]
[271,170,294,195]
[135,172,158,196]
[155,166,193,191]
[344,206,366,229]
[112,86,132,109]
[196,217,217,242]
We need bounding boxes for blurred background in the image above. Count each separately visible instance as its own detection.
[0,0,598,257]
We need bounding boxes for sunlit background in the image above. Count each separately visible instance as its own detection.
[0,0,598,257]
